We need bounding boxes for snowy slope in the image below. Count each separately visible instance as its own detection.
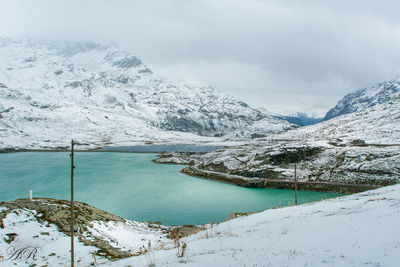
[0,198,175,266]
[108,184,400,267]
[172,140,400,187]
[0,37,295,149]
[324,79,400,121]
[279,93,400,145]
[0,208,101,266]
[1,185,399,266]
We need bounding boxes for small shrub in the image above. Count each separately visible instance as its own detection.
[177,242,187,258]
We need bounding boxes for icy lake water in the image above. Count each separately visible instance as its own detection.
[0,152,341,225]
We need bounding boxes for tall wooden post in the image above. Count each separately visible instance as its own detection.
[70,140,75,267]
[294,163,298,205]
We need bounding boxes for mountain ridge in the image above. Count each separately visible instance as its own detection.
[0,37,295,149]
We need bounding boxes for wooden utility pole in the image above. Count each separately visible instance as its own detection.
[70,140,75,267]
[294,163,298,205]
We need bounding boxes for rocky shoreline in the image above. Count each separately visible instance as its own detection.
[181,165,378,194]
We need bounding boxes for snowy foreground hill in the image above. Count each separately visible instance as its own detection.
[0,37,294,150]
[1,185,399,266]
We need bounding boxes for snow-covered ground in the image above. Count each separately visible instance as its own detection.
[0,208,101,266]
[103,184,400,267]
[0,199,174,266]
[1,185,399,266]
[176,139,400,187]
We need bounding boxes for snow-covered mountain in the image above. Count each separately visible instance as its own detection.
[324,79,400,121]
[0,37,295,149]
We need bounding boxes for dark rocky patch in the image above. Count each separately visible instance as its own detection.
[4,233,18,244]
[256,147,323,166]
[231,168,282,179]
[350,139,368,147]
[112,56,142,69]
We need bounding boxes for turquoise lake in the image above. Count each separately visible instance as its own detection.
[0,152,340,225]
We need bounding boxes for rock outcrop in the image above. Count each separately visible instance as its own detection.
[0,198,169,260]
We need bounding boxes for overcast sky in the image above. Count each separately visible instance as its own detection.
[1,0,400,116]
